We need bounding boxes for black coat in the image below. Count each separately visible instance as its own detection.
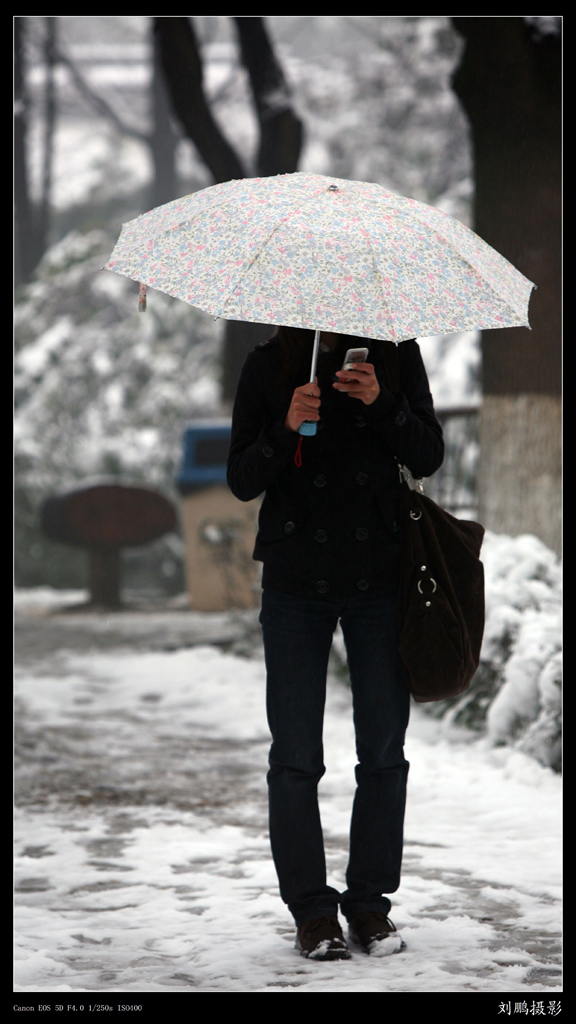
[227,335,444,600]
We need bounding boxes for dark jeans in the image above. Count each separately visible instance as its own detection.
[259,588,410,927]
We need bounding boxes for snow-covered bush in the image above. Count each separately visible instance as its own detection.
[481,532,561,771]
[15,229,222,487]
[15,229,222,587]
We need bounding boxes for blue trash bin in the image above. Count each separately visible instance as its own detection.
[176,420,232,494]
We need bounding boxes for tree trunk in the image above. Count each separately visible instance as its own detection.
[15,18,38,285]
[153,17,246,184]
[477,395,561,554]
[220,321,275,412]
[221,18,305,402]
[154,17,304,403]
[452,17,561,554]
[37,18,57,256]
[233,16,304,177]
[15,17,58,286]
[149,22,178,208]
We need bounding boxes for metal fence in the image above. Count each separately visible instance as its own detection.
[423,403,481,519]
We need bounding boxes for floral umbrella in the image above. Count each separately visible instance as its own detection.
[104,172,535,433]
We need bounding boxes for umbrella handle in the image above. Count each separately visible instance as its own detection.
[298,329,322,437]
[298,421,317,436]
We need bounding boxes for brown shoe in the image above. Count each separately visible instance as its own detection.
[348,912,405,956]
[295,916,352,960]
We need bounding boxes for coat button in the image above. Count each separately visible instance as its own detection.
[355,472,368,486]
[316,580,330,594]
[356,578,369,591]
[355,414,367,428]
[314,474,327,488]
[262,443,274,457]
[314,529,328,543]
[355,528,369,541]
[284,521,296,534]
[394,410,406,426]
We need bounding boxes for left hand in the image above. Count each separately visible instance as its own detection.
[333,362,381,405]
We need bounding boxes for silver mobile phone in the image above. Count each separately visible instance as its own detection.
[341,347,369,371]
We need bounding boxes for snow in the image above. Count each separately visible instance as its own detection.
[418,330,481,407]
[481,534,562,768]
[14,571,561,999]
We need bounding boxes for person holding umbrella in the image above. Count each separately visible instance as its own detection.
[104,170,533,959]
[227,325,444,959]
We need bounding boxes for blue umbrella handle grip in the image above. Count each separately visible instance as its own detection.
[299,421,317,436]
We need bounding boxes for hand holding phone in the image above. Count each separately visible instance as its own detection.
[333,348,381,406]
[340,347,369,375]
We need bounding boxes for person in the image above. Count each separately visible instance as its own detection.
[227,326,444,960]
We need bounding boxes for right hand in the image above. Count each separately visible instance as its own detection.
[284,379,321,433]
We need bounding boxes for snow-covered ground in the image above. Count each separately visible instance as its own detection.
[14,584,561,1001]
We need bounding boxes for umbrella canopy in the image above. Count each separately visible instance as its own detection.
[104,172,535,344]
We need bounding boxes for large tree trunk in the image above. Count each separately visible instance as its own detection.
[221,19,304,404]
[233,16,304,178]
[15,17,55,285]
[37,18,57,260]
[153,17,246,184]
[154,17,304,405]
[14,18,34,286]
[149,23,178,208]
[452,17,561,554]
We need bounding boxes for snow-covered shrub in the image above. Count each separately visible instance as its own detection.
[15,229,222,587]
[481,533,561,771]
[15,229,222,487]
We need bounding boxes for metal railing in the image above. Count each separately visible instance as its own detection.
[423,402,481,519]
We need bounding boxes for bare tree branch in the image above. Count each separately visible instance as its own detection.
[56,47,148,143]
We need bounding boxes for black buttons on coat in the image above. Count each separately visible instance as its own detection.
[355,472,368,486]
[262,443,274,457]
[313,474,327,488]
[355,528,369,541]
[356,579,369,591]
[314,530,328,544]
[355,414,367,428]
[394,410,406,426]
[315,580,330,594]
[284,521,296,534]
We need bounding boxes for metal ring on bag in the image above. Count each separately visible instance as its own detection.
[418,577,437,595]
[410,510,422,520]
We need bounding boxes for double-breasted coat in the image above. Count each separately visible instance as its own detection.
[226,335,444,600]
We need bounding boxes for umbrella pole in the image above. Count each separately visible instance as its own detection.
[298,329,322,436]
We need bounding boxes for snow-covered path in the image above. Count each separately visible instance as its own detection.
[14,598,561,999]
